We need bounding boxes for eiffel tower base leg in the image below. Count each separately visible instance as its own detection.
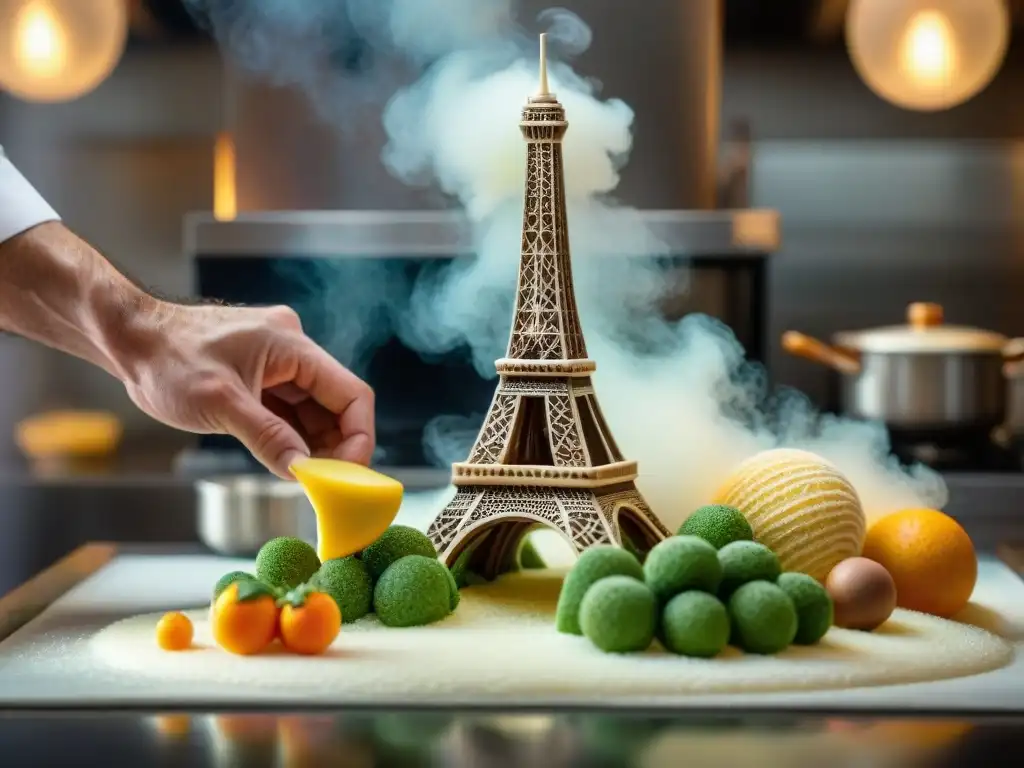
[426,484,670,581]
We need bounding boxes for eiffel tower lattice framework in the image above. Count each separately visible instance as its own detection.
[425,35,670,579]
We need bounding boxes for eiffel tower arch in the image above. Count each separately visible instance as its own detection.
[431,484,666,580]
[425,35,670,579]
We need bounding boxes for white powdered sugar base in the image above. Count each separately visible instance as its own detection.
[88,569,1014,702]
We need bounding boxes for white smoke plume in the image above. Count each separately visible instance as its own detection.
[186,0,948,539]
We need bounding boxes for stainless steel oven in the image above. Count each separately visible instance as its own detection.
[184,209,779,471]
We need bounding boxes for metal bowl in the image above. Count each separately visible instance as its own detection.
[196,475,317,557]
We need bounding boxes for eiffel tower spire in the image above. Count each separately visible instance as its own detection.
[425,35,669,579]
[501,33,587,364]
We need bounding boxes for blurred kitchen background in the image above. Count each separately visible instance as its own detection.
[2,0,1024,582]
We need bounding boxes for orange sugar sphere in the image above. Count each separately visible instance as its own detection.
[155,612,194,651]
[279,591,342,655]
[212,581,279,656]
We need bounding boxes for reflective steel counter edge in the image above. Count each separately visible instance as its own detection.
[183,208,782,258]
[1,710,1022,768]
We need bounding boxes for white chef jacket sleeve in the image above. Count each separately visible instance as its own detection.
[0,145,60,245]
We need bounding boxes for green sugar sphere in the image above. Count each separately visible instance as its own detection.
[620,530,648,565]
[555,545,644,635]
[212,571,255,601]
[728,580,798,654]
[362,525,438,582]
[579,575,657,654]
[255,536,320,591]
[443,564,461,611]
[643,535,722,602]
[776,571,833,645]
[717,540,781,598]
[448,545,474,589]
[660,591,731,658]
[314,556,373,623]
[462,571,488,587]
[518,538,547,569]
[678,504,754,550]
[373,555,452,628]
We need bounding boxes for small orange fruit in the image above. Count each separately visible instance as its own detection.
[861,508,977,618]
[279,590,341,655]
[155,611,194,651]
[212,581,279,655]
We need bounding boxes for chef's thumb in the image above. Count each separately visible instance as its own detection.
[217,392,309,479]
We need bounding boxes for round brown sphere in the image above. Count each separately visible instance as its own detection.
[826,557,897,631]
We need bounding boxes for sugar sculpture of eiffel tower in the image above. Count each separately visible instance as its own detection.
[426,34,670,579]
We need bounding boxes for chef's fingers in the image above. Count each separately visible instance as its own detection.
[262,390,304,436]
[266,382,308,405]
[287,337,376,464]
[334,431,375,466]
[265,393,348,457]
[263,384,339,446]
[292,397,338,438]
[217,386,311,479]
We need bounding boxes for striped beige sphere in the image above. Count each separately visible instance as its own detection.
[713,448,866,583]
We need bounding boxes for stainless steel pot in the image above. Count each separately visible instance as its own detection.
[196,475,316,557]
[782,302,1024,433]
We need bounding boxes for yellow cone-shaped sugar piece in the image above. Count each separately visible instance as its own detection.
[290,458,405,562]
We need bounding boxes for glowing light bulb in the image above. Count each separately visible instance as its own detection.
[0,0,127,103]
[846,0,1009,112]
[11,1,68,80]
[899,11,957,87]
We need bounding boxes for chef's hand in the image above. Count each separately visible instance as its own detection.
[124,303,376,478]
[0,222,375,479]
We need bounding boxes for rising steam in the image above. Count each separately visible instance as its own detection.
[186,0,948,537]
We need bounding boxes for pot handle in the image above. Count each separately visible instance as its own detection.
[1003,337,1024,364]
[781,331,861,375]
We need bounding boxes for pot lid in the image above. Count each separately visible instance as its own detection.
[832,303,1009,354]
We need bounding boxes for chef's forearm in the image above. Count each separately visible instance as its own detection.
[0,221,167,382]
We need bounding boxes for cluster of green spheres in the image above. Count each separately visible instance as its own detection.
[555,504,833,657]
[209,536,322,606]
[221,527,461,630]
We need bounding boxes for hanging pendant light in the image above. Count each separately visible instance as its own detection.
[845,0,1010,112]
[0,0,128,103]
